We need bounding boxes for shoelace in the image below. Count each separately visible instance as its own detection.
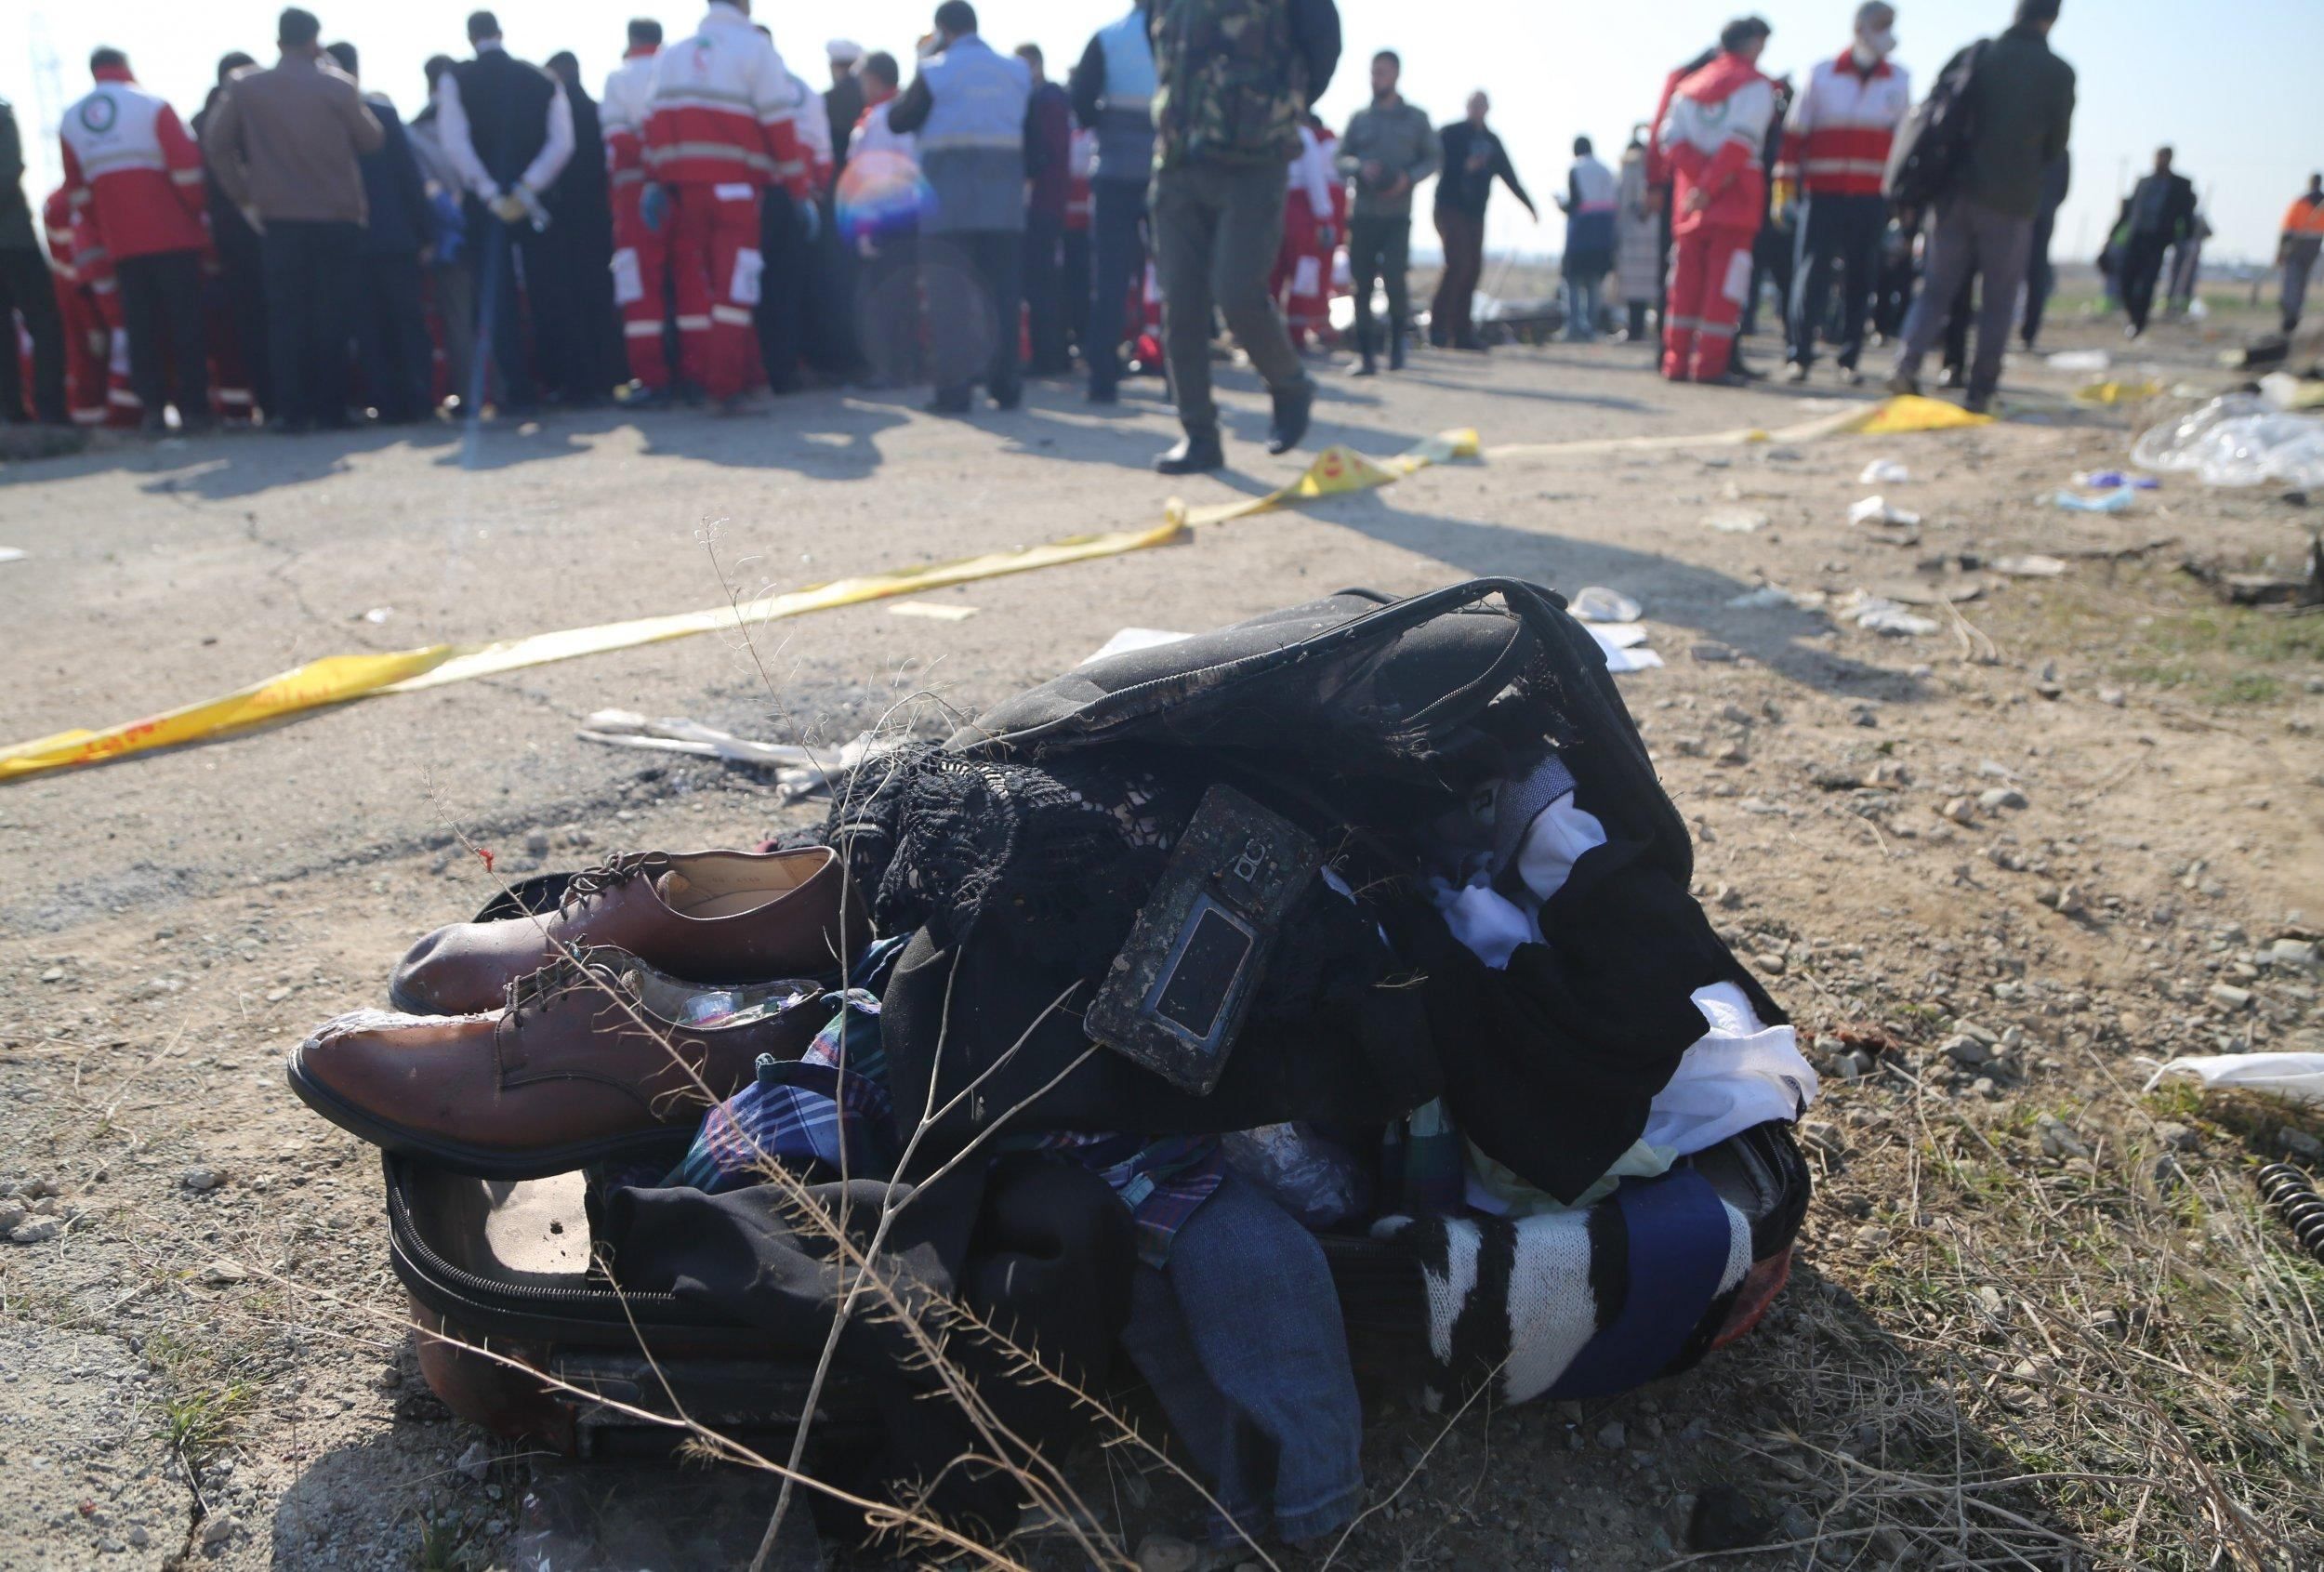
[502,948,627,1025]
[554,852,671,916]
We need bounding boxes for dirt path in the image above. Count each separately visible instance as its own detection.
[4,310,2320,1570]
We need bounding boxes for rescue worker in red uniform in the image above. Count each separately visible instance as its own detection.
[601,19,667,401]
[42,186,120,428]
[640,0,814,412]
[1656,17,1776,386]
[58,47,212,432]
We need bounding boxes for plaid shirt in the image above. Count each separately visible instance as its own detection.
[1029,1130,1227,1269]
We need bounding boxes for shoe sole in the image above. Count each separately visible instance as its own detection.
[284,1042,696,1181]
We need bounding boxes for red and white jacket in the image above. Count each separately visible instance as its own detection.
[1776,51,1910,198]
[1065,126,1094,231]
[59,67,207,261]
[1657,52,1776,235]
[601,46,660,198]
[643,3,812,198]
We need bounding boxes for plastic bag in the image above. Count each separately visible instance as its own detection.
[1568,586,1643,624]
[2143,1052,2324,1105]
[1220,1124,1371,1229]
[1858,458,1911,485]
[1848,495,1921,527]
[2132,395,2324,488]
[2052,488,2138,514]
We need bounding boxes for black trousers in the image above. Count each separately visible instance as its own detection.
[1023,207,1069,374]
[756,188,809,395]
[2023,205,2059,348]
[855,232,921,388]
[2121,231,2170,332]
[260,220,360,428]
[214,219,271,415]
[1061,225,1090,365]
[353,251,434,422]
[922,229,1023,405]
[532,212,615,404]
[0,244,66,423]
[1787,192,1884,367]
[1347,215,1410,363]
[114,249,209,424]
[1087,178,1145,395]
[803,196,861,377]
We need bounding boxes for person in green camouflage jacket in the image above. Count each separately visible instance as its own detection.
[1144,0,1340,474]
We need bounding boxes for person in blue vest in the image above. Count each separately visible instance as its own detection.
[887,1,1036,415]
[1068,3,1155,404]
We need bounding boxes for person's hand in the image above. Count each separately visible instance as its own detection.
[1387,173,1412,200]
[799,195,821,244]
[489,188,529,224]
[640,182,669,233]
[1522,201,1538,223]
[1361,159,1383,184]
[240,205,266,235]
[1682,188,1710,216]
[1315,222,1335,249]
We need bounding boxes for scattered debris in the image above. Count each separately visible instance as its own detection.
[574,710,899,800]
[2075,378,2165,406]
[1726,584,1823,610]
[1992,554,2067,577]
[1856,459,1910,485]
[2145,1052,2324,1103]
[1835,590,1938,637]
[2072,470,2159,491]
[1569,586,1643,624]
[886,599,980,622]
[2045,349,2111,373]
[2051,488,2138,514]
[1700,508,1770,534]
[0,548,25,565]
[358,606,394,624]
[197,1260,248,1287]
[2178,537,2324,607]
[1848,495,1921,528]
[2133,393,2324,488]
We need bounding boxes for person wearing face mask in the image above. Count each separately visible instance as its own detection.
[1775,2,1910,385]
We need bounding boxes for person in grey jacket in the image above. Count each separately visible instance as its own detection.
[1336,50,1438,375]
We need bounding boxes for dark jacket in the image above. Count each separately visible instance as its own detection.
[825,73,865,178]
[1025,80,1074,218]
[0,98,38,250]
[1957,23,2074,219]
[1434,121,1530,219]
[548,78,612,235]
[354,97,431,256]
[2127,169,2197,243]
[1149,0,1340,171]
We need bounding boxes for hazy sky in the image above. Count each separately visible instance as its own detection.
[9,0,2319,265]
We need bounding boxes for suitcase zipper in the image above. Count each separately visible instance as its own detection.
[385,1158,683,1313]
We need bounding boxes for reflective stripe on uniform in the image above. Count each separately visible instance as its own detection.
[709,303,753,326]
[624,318,664,337]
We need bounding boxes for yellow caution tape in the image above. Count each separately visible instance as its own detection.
[2073,377,2167,406]
[6,432,1480,784]
[1485,394,1986,459]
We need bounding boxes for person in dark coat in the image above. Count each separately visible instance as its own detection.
[1018,43,1076,375]
[2119,145,2196,338]
[191,53,270,420]
[0,95,67,424]
[544,51,621,405]
[324,43,435,423]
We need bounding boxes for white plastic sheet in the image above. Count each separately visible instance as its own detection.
[2133,394,2324,488]
[2143,1052,2324,1105]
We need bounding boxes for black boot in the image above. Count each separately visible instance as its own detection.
[1266,381,1314,455]
[1389,326,1407,372]
[1350,324,1378,376]
[1155,429,1225,474]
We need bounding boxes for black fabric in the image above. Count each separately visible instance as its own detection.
[756,187,811,394]
[353,250,433,421]
[453,51,555,190]
[601,1154,1133,1536]
[0,244,63,423]
[260,219,361,428]
[115,249,210,420]
[915,579,1769,1199]
[544,80,621,401]
[878,910,1437,1171]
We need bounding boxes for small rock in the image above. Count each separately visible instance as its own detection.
[199,1513,238,1549]
[1135,1534,1199,1572]
[1979,786,2029,812]
[2282,1128,2324,1162]
[1799,1121,1846,1159]
[456,1441,493,1483]
[39,967,64,984]
[1596,1420,1627,1450]
[8,1219,61,1245]
[2207,983,2253,1011]
[197,1261,247,1287]
[2097,687,2126,707]
[522,828,552,856]
[2153,1121,2199,1153]
[1686,1485,1774,1552]
[1940,796,1977,826]
[1754,951,1788,975]
[1691,641,1738,664]
[127,1527,149,1549]
[180,1168,220,1193]
[2265,938,2320,972]
[1854,1223,1893,1250]
[0,1201,23,1233]
[1942,1035,1993,1067]
[1975,1284,2007,1319]
[2037,1115,2092,1160]
[1971,1076,1998,1098]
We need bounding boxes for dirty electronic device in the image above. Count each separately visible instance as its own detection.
[1086,785,1321,1095]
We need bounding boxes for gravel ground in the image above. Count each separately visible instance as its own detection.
[4,305,2320,1570]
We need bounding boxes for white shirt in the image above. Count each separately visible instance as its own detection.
[434,40,576,200]
[849,99,917,163]
[1287,124,1334,217]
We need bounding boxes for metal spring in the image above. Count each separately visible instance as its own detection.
[2255,1163,2324,1264]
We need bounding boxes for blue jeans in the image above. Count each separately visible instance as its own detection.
[1119,1170,1362,1544]
[1563,274,1604,340]
[1788,192,1887,368]
[1087,178,1146,396]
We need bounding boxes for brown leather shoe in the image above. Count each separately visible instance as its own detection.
[389,847,866,1017]
[293,947,836,1177]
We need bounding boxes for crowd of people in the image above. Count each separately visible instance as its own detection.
[2,0,2320,449]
